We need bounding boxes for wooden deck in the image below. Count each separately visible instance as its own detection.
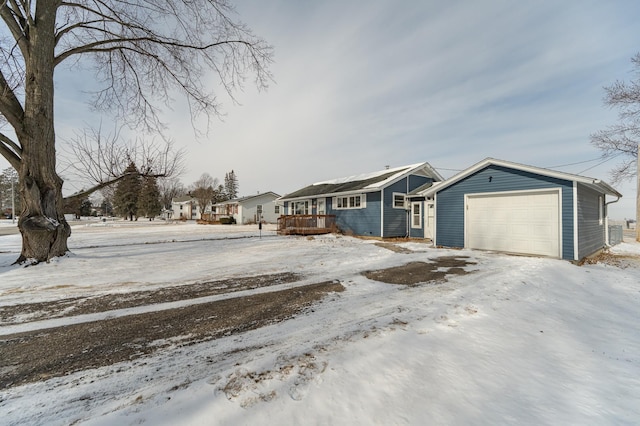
[277,215,337,236]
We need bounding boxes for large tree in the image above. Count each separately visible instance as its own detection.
[158,177,185,211]
[0,1,272,263]
[591,53,640,241]
[190,173,217,219]
[113,162,141,220]
[224,169,239,199]
[0,167,19,216]
[137,175,162,220]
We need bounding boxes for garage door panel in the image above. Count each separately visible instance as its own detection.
[466,191,560,258]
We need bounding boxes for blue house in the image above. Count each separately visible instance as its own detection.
[278,163,443,237]
[416,158,622,261]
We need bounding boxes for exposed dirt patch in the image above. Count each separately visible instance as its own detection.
[374,242,414,254]
[363,256,476,285]
[0,272,301,325]
[0,281,344,390]
[582,251,640,268]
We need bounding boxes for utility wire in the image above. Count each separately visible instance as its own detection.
[546,157,604,169]
[578,152,625,174]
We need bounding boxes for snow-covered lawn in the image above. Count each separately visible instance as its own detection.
[1,221,639,425]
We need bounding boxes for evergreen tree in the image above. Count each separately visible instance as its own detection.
[137,176,162,220]
[113,162,142,220]
[224,170,239,199]
[0,168,20,217]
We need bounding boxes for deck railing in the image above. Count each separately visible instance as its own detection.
[277,214,337,235]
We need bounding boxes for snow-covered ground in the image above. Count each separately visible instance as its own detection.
[1,221,639,425]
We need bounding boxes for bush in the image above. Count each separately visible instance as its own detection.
[219,217,236,225]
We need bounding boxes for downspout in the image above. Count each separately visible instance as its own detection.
[605,195,621,247]
[406,177,410,238]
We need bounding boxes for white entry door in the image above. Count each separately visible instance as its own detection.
[465,189,561,258]
[425,201,435,240]
[317,199,325,228]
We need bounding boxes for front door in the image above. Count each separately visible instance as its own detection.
[317,199,325,228]
[425,201,435,240]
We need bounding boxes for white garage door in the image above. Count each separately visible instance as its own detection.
[466,190,561,258]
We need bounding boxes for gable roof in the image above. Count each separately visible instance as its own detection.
[279,162,443,201]
[420,158,622,198]
[214,191,280,206]
[172,195,194,203]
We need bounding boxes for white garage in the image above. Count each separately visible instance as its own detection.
[465,189,561,258]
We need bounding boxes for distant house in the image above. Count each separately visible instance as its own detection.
[415,158,622,261]
[171,196,198,220]
[277,163,443,237]
[212,192,281,224]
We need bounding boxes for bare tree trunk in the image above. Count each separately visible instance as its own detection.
[16,5,71,264]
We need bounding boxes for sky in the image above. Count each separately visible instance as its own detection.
[1,0,639,219]
[1,221,639,424]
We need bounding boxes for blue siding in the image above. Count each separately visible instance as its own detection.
[408,200,425,238]
[408,175,432,192]
[577,184,605,258]
[435,165,575,260]
[328,192,382,237]
[382,178,410,237]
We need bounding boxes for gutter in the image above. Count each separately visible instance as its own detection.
[604,194,622,247]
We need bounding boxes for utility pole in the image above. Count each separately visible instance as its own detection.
[636,143,639,242]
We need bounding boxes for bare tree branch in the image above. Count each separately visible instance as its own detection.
[60,125,185,200]
[591,53,640,183]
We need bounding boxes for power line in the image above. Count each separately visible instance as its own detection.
[546,157,604,169]
[578,152,625,174]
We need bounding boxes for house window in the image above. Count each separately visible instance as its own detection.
[275,205,280,214]
[411,202,422,229]
[292,200,310,215]
[393,193,406,209]
[599,196,603,225]
[333,194,366,210]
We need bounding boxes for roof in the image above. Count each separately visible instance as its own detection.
[172,195,194,203]
[214,191,280,206]
[279,162,443,201]
[420,158,622,198]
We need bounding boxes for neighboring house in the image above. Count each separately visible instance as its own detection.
[212,192,281,224]
[278,163,444,237]
[171,196,198,220]
[415,158,621,261]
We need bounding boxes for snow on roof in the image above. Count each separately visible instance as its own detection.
[313,163,424,188]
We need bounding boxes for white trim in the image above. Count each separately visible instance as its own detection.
[278,162,445,203]
[464,188,563,259]
[290,199,311,215]
[573,182,579,261]
[392,192,406,209]
[332,193,366,210]
[381,189,385,237]
[411,202,422,229]
[420,157,621,198]
[432,195,437,246]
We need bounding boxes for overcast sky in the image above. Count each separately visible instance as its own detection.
[2,1,639,219]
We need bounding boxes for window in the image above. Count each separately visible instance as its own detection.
[292,200,310,215]
[599,196,603,225]
[411,202,422,228]
[333,194,366,210]
[393,193,406,209]
[275,205,280,214]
